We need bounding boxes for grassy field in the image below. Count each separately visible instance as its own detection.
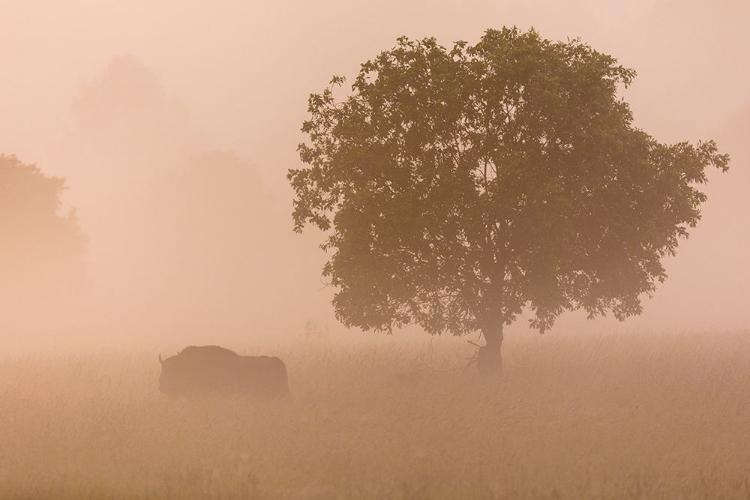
[1,330,749,499]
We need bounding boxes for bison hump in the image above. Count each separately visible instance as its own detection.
[177,345,239,359]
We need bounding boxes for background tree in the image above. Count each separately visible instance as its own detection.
[289,27,729,374]
[0,155,86,298]
[134,151,283,336]
[70,54,197,170]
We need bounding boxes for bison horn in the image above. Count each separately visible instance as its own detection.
[159,353,164,365]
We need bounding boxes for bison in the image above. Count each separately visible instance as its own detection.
[158,345,290,398]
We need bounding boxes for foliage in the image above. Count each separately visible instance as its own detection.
[289,27,729,338]
[0,154,86,293]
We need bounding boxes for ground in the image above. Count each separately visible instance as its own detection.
[1,330,749,499]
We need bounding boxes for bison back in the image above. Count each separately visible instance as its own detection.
[239,356,290,398]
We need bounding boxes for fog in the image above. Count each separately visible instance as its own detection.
[2,0,748,351]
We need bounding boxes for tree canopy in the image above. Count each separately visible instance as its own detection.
[289,27,729,362]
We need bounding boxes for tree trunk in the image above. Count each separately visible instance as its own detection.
[477,326,503,376]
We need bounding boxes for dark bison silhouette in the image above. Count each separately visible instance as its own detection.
[158,345,290,398]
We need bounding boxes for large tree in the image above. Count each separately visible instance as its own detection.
[289,27,729,373]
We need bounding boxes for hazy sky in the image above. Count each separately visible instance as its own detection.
[2,0,748,345]
[3,0,748,168]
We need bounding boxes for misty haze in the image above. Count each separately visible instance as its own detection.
[1,1,749,498]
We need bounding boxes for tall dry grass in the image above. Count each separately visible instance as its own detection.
[1,330,749,499]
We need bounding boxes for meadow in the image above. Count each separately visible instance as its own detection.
[1,330,749,499]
